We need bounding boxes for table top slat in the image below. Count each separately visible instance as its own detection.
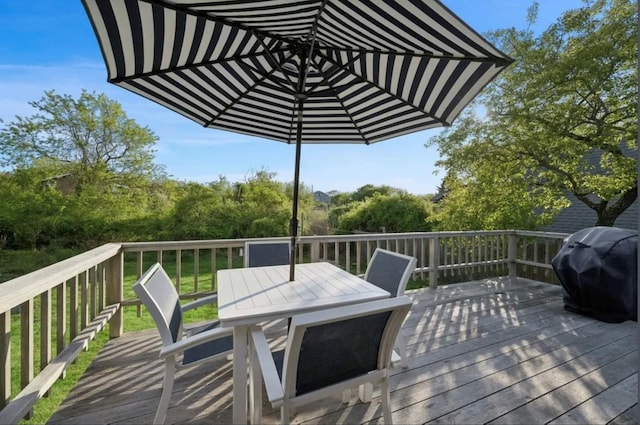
[217,262,390,326]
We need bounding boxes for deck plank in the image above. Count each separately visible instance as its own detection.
[47,277,637,425]
[490,352,637,424]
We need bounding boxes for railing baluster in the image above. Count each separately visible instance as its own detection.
[89,266,97,321]
[20,299,34,419]
[80,270,88,332]
[57,282,67,359]
[69,276,78,341]
[107,253,124,339]
[136,251,143,278]
[345,242,351,273]
[544,240,551,281]
[0,311,10,409]
[176,249,182,293]
[311,241,320,263]
[412,239,417,279]
[355,241,361,275]
[40,290,51,373]
[456,236,462,280]
[420,237,426,280]
[194,248,199,294]
[211,248,217,291]
[98,264,105,311]
[428,236,439,289]
[298,241,304,264]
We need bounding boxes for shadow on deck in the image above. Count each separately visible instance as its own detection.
[48,277,638,424]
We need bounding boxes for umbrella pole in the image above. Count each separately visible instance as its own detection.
[289,96,304,281]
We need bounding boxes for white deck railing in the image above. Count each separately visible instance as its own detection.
[0,230,567,423]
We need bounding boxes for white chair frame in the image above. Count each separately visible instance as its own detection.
[248,296,413,425]
[133,263,233,424]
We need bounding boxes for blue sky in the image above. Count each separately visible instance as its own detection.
[0,1,585,195]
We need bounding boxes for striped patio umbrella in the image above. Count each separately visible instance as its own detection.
[82,0,513,280]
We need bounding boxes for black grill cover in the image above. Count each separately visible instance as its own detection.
[551,226,637,323]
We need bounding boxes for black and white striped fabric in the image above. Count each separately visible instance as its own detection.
[82,0,512,145]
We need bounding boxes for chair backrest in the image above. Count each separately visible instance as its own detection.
[244,240,291,267]
[282,296,412,398]
[364,248,417,297]
[132,263,182,347]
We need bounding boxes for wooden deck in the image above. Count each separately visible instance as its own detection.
[48,276,638,424]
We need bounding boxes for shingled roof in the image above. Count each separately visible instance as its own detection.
[543,141,637,233]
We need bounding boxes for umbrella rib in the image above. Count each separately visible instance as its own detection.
[313,49,450,127]
[307,54,371,145]
[202,59,295,129]
[254,34,298,95]
[238,40,299,143]
[320,47,514,66]
[140,0,303,47]
[299,0,328,91]
[106,47,291,84]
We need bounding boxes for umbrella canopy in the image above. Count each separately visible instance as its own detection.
[82,0,513,280]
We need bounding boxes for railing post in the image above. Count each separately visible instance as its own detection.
[310,241,320,262]
[508,232,518,278]
[429,236,439,289]
[106,252,124,338]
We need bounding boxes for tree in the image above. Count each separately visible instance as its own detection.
[169,171,294,239]
[327,184,407,230]
[169,182,238,240]
[0,169,67,249]
[0,90,171,248]
[351,184,401,202]
[0,90,164,188]
[427,0,637,229]
[337,193,432,233]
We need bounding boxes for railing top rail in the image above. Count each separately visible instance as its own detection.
[513,230,570,239]
[0,243,122,313]
[299,230,513,242]
[119,236,291,252]
[119,230,518,251]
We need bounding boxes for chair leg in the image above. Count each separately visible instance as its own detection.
[395,331,408,369]
[281,402,291,425]
[155,357,176,425]
[249,340,263,424]
[381,377,393,425]
[358,383,373,403]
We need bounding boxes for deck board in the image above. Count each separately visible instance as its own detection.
[47,276,638,425]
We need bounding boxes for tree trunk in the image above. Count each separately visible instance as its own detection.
[593,186,637,227]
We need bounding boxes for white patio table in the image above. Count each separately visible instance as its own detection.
[217,262,391,424]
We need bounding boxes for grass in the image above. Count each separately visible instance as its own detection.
[19,330,110,425]
[0,248,80,283]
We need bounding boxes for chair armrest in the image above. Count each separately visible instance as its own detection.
[249,326,284,407]
[182,293,218,312]
[159,325,233,359]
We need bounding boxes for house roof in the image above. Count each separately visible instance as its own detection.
[543,141,637,233]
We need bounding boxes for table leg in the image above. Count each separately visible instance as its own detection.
[233,326,249,424]
[249,326,262,424]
